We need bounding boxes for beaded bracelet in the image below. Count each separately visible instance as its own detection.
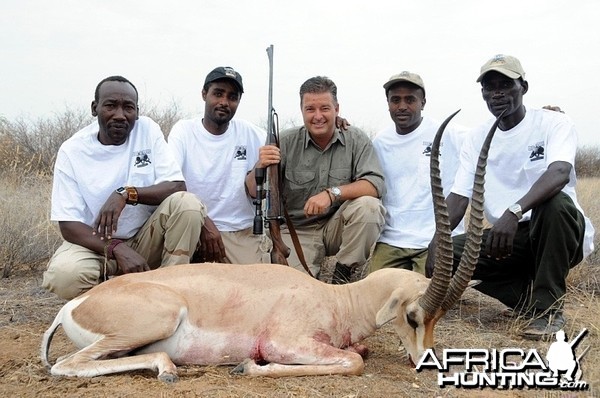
[105,239,124,260]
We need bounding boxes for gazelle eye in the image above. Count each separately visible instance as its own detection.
[407,313,418,330]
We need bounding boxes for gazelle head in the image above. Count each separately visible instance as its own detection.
[375,110,504,365]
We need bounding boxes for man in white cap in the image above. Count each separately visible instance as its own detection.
[369,71,468,275]
[438,54,595,339]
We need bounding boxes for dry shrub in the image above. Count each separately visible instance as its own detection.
[573,177,600,265]
[576,146,600,178]
[140,99,187,139]
[0,108,91,178]
[0,174,61,278]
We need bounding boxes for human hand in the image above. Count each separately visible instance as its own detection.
[303,191,333,217]
[335,116,351,131]
[542,105,565,113]
[425,241,436,278]
[256,144,281,169]
[93,191,126,240]
[112,244,150,274]
[484,211,519,259]
[198,218,227,262]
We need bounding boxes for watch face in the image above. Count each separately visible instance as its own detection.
[509,204,522,219]
[331,187,341,198]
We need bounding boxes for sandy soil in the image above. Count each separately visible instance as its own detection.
[0,266,597,398]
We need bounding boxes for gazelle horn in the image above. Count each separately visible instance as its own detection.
[418,109,504,319]
[418,109,461,317]
[440,110,505,312]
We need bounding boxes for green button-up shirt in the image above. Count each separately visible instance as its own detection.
[280,125,385,226]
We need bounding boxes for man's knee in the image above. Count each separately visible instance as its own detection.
[534,192,579,223]
[43,260,99,300]
[164,191,207,219]
[343,196,385,224]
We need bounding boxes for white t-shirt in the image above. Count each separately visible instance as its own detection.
[51,116,184,239]
[168,118,266,231]
[452,107,595,257]
[373,116,467,249]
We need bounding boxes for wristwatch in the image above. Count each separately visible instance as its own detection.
[329,186,342,202]
[115,186,127,199]
[115,186,139,206]
[508,203,523,220]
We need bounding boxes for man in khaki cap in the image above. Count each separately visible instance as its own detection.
[437,54,595,339]
[369,71,468,274]
[476,54,526,81]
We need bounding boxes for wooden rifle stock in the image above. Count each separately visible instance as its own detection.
[265,122,290,265]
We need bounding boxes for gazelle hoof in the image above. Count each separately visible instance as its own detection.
[158,371,178,383]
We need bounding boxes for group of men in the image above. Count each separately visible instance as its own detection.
[42,54,595,340]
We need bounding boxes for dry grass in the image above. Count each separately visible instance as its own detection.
[0,174,61,278]
[0,179,598,396]
[0,107,598,397]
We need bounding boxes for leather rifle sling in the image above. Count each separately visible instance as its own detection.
[283,207,315,279]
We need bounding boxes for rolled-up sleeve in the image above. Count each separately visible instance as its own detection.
[349,128,386,198]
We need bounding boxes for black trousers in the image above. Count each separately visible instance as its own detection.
[452,192,586,313]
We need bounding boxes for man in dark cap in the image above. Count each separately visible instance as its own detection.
[169,67,271,264]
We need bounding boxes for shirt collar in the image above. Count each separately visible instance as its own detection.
[302,127,346,150]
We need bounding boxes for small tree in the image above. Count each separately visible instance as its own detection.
[0,108,91,177]
[140,99,187,139]
[576,146,600,178]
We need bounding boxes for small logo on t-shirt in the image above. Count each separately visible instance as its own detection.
[133,149,152,168]
[529,142,545,161]
[423,141,432,156]
[234,145,247,160]
[423,141,443,157]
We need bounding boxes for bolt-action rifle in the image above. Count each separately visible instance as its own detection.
[253,44,290,265]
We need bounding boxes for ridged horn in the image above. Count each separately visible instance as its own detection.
[418,109,461,317]
[440,110,505,312]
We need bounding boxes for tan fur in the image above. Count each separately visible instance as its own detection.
[41,263,433,380]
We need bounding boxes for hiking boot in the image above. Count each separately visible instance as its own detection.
[331,263,352,284]
[521,311,566,341]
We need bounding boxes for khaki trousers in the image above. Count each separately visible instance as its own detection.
[369,243,429,275]
[214,228,272,264]
[281,196,385,277]
[42,192,206,300]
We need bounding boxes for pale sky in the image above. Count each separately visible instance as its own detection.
[1,0,598,146]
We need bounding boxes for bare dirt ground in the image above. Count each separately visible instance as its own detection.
[1,263,598,398]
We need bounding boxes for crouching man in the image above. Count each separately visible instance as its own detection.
[43,75,206,300]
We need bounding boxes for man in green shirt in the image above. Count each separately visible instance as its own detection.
[248,76,385,283]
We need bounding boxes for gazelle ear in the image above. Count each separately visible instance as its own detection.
[376,290,404,327]
[376,297,398,328]
[468,279,481,288]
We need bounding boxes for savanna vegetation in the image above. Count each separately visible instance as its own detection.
[0,105,598,397]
